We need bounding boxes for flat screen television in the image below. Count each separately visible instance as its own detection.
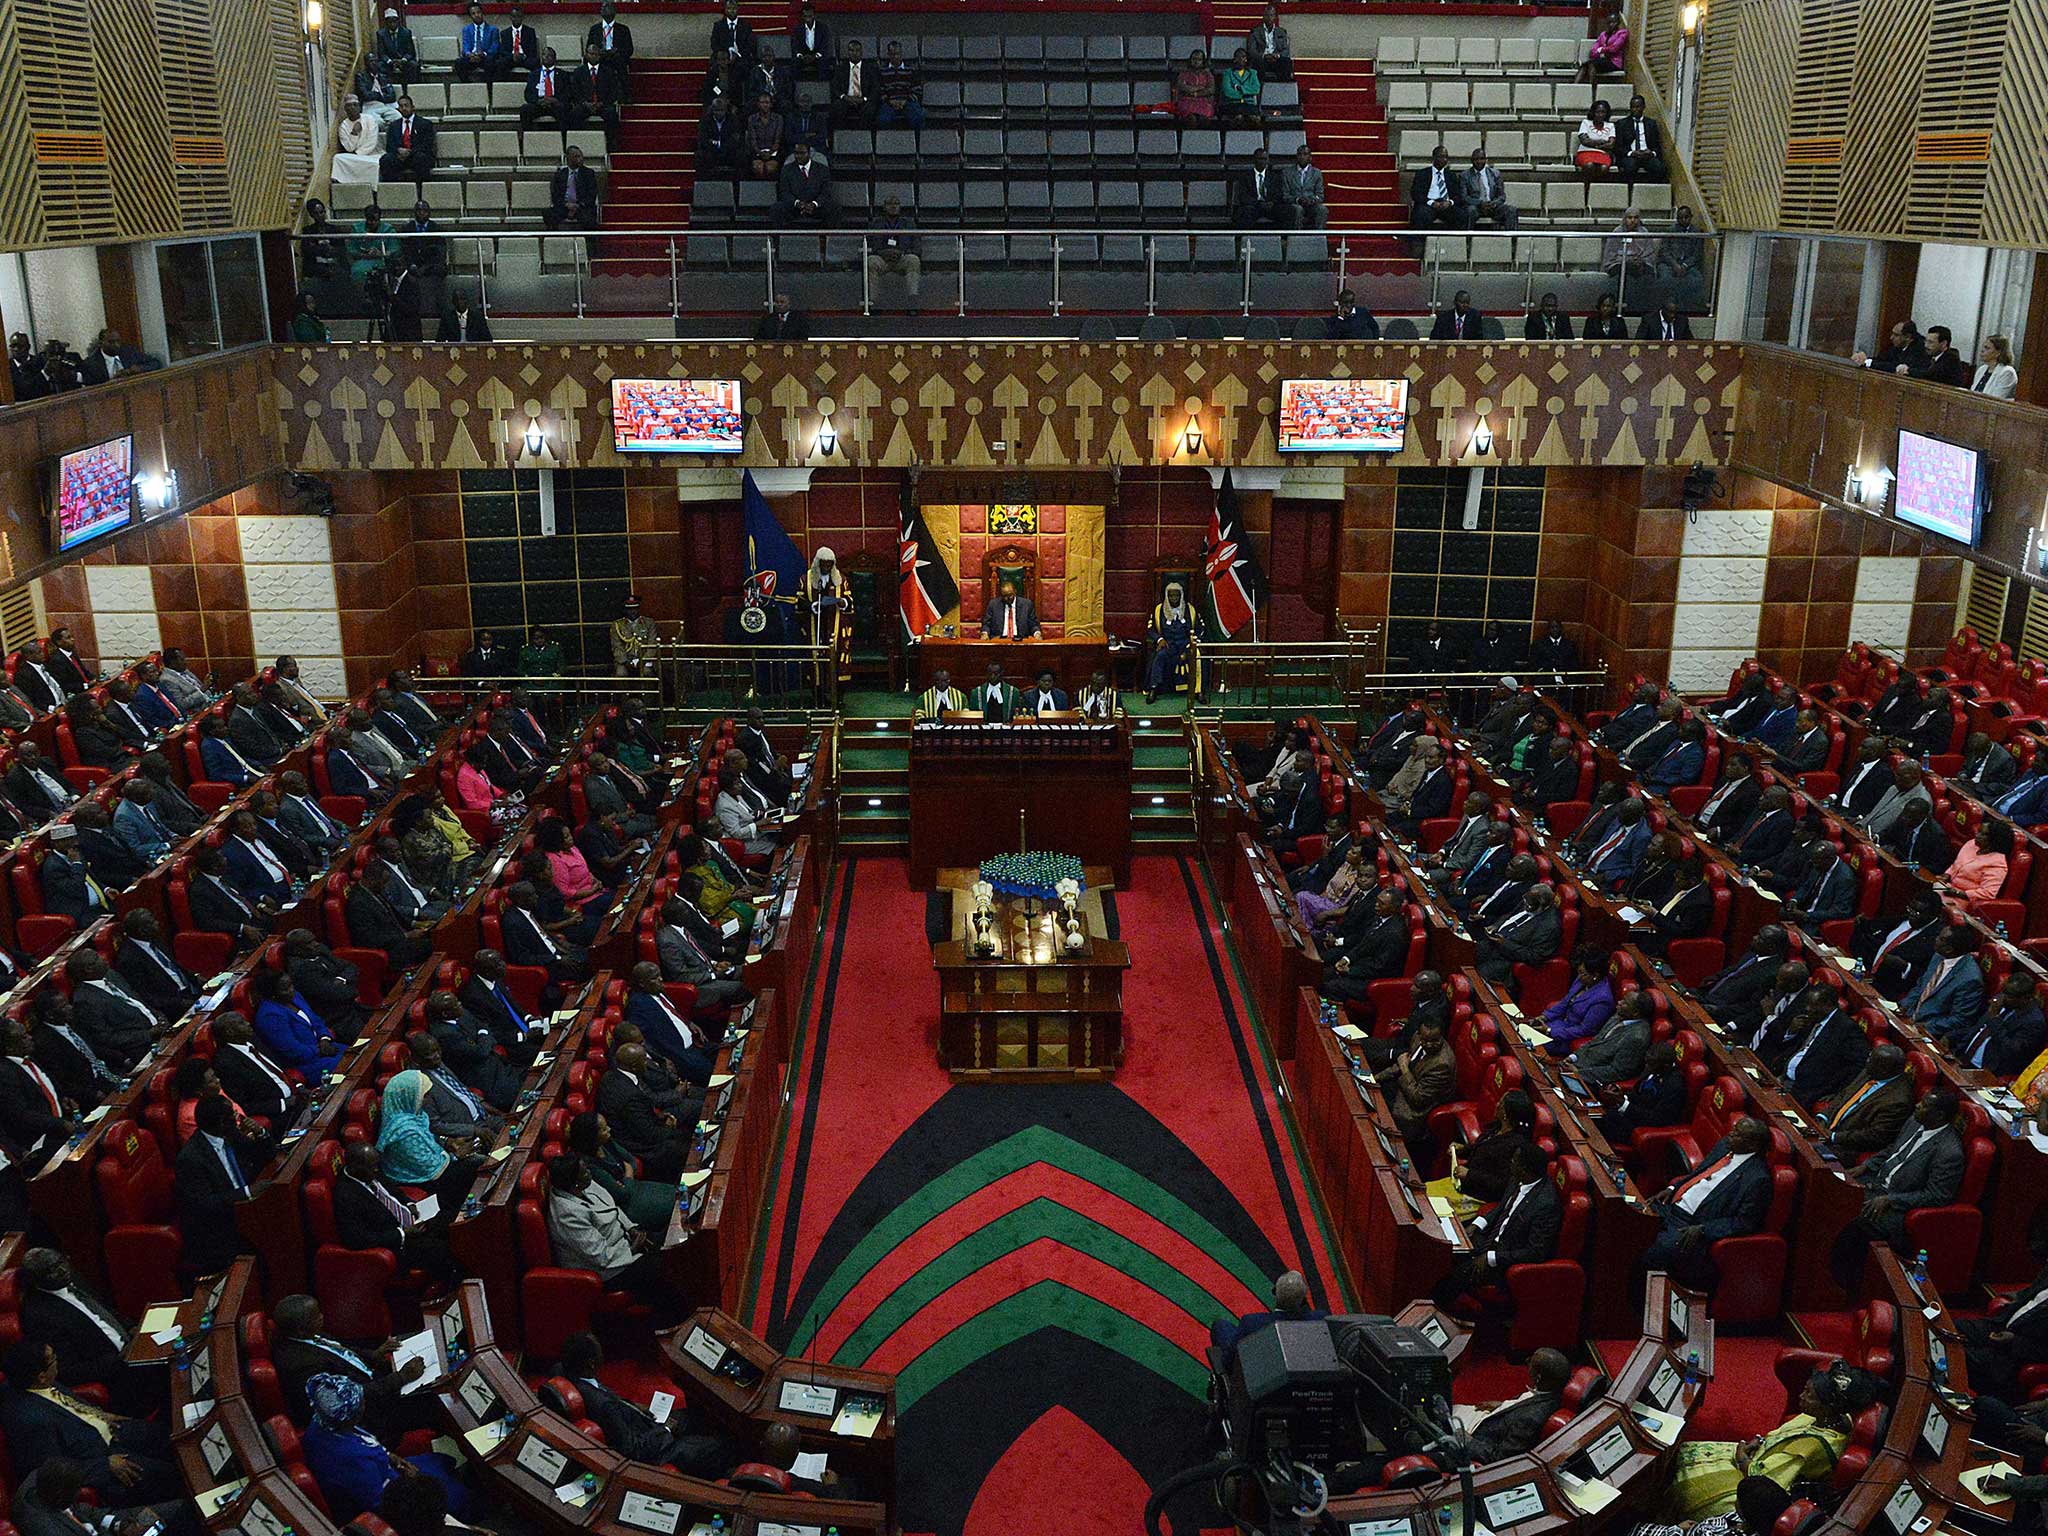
[610,378,744,454]
[1278,378,1409,453]
[49,436,135,553]
[1893,428,1987,547]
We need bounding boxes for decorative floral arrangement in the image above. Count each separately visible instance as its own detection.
[979,852,1084,901]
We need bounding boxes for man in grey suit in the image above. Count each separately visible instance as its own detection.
[1462,147,1517,228]
[1246,3,1292,79]
[1573,992,1652,1085]
[1282,144,1326,229]
[1827,1086,1966,1292]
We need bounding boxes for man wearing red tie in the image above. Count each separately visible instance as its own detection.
[0,1018,73,1159]
[521,47,570,132]
[979,578,1040,640]
[378,93,437,185]
[1639,1115,1773,1288]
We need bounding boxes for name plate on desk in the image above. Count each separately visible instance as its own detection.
[201,1421,236,1478]
[1349,1519,1415,1536]
[235,1497,290,1536]
[1881,1482,1925,1535]
[1417,1315,1451,1349]
[619,1493,684,1535]
[756,1525,826,1536]
[1483,1482,1547,1529]
[681,1325,728,1372]
[457,1370,499,1421]
[515,1435,569,1484]
[1645,1357,1681,1410]
[778,1380,838,1416]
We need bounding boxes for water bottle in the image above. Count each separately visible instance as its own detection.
[1997,920,2010,943]
[171,1335,191,1377]
[501,1410,518,1440]
[1910,1248,1929,1292]
[1437,1508,1455,1532]
[1682,1349,1700,1389]
[462,1195,481,1219]
[580,1472,597,1500]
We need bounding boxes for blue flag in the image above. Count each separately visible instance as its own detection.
[742,470,806,610]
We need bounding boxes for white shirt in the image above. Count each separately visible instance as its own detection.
[1972,362,2018,399]
[1784,1013,1838,1077]
[86,976,160,1027]
[52,1285,126,1348]
[227,1041,293,1101]
[1483,1177,1542,1266]
[1674,1150,1751,1215]
[1427,166,1448,200]
[236,835,288,885]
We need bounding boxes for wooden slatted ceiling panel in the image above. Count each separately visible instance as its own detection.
[1838,0,1931,236]
[0,584,41,657]
[2021,585,2048,671]
[1904,0,2006,236]
[88,0,183,238]
[270,0,311,219]
[1690,0,1742,220]
[1640,0,1681,111]
[0,0,48,246]
[1781,0,1861,229]
[210,0,296,233]
[1715,0,1799,228]
[1984,0,2048,245]
[15,0,120,243]
[1961,562,2008,645]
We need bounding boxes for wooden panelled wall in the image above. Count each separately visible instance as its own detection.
[273,342,1743,473]
[0,0,316,250]
[1684,0,2048,243]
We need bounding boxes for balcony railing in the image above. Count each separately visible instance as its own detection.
[292,224,1718,332]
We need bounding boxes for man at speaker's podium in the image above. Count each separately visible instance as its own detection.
[980,579,1040,639]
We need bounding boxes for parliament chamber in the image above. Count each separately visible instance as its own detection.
[8,0,2048,1534]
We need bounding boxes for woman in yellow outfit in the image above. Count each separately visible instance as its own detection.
[678,829,759,939]
[1655,1364,1878,1522]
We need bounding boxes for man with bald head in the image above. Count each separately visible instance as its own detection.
[1209,1270,1323,1359]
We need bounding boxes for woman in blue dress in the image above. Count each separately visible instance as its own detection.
[301,1372,470,1523]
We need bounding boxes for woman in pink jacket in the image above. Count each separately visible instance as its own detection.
[1948,816,2014,901]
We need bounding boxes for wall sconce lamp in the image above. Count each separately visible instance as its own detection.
[1182,420,1204,457]
[305,0,324,38]
[815,419,838,457]
[1845,465,1892,508]
[1470,417,1495,456]
[1681,1,1702,36]
[133,470,176,511]
[523,419,546,457]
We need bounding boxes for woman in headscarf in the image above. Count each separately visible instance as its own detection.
[1145,580,1208,702]
[677,830,758,938]
[376,1070,480,1206]
[301,1372,471,1522]
[1655,1363,1877,1521]
[567,1109,678,1232]
[802,546,852,682]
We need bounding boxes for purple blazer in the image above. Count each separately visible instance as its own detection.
[1541,975,1615,1048]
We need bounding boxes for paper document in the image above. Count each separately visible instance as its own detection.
[833,1395,885,1438]
[140,1305,183,1334]
[792,1450,829,1480]
[462,1420,513,1455]
[618,1493,683,1534]
[1631,1403,1684,1445]
[392,1328,444,1393]
[1557,1472,1619,1515]
[1332,1023,1368,1043]
[1962,1463,2020,1503]
[649,1390,675,1425]
[1615,905,1645,925]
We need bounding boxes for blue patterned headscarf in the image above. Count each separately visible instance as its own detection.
[305,1371,366,1430]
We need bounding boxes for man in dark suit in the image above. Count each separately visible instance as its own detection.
[1022,670,1071,716]
[270,1293,435,1432]
[1831,738,1893,820]
[461,949,542,1061]
[1235,148,1291,226]
[1951,971,2048,1076]
[1575,993,1653,1086]
[1814,1044,1914,1158]
[75,331,158,386]
[558,1333,737,1477]
[346,862,434,970]
[1636,300,1693,341]
[37,831,102,929]
[10,642,67,713]
[6,740,73,822]
[422,991,523,1112]
[980,580,1041,640]
[503,880,589,987]
[1523,293,1574,341]
[545,145,601,234]
[276,771,350,856]
[185,846,265,950]
[1727,785,1797,867]
[1962,1249,2048,1398]
[1852,892,1947,998]
[624,962,717,1084]
[1459,1350,1573,1463]
[790,0,833,76]
[1583,797,1653,887]
[1475,886,1562,989]
[520,46,577,132]
[1432,1145,1560,1306]
[1828,1088,1966,1291]
[1319,888,1408,1004]
[495,4,539,78]
[0,1018,72,1160]
[210,1010,303,1127]
[831,40,872,124]
[596,1042,689,1180]
[113,909,198,1019]
[173,1095,256,1275]
[0,1341,181,1504]
[1954,732,2019,799]
[1328,288,1381,340]
[1409,144,1467,229]
[711,0,756,65]
[773,140,835,225]
[64,950,161,1072]
[1881,799,1953,873]
[1615,93,1666,184]
[1691,756,1762,842]
[437,289,495,342]
[1429,288,1483,340]
[378,94,437,184]
[1699,924,1793,1026]
[1597,1039,1690,1143]
[27,993,117,1112]
[1899,929,1984,1040]
[1641,1116,1774,1288]
[222,810,294,908]
[1360,970,1451,1071]
[570,41,624,143]
[1779,710,1834,774]
[16,1248,156,1410]
[1913,325,1970,387]
[1775,988,1870,1108]
[330,1143,459,1286]
[1645,718,1708,793]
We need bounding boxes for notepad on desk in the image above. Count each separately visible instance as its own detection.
[1961,1462,2020,1504]
[463,1420,513,1456]
[1615,905,1646,925]
[140,1304,183,1334]
[833,1395,884,1438]
[1556,1471,1619,1515]
[1631,1403,1684,1445]
[194,1479,248,1519]
[1514,1021,1550,1048]
[1332,1023,1368,1043]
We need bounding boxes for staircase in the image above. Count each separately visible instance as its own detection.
[1132,717,1197,846]
[603,57,703,236]
[1293,57,1412,262]
[837,718,910,851]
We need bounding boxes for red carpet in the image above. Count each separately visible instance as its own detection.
[746,854,1349,1536]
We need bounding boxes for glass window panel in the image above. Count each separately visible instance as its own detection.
[154,242,218,361]
[1744,235,1800,346]
[210,237,267,348]
[1804,240,1864,357]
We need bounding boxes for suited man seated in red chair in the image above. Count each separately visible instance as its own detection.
[980,578,1040,640]
[1431,1145,1562,1309]
[1640,1115,1773,1290]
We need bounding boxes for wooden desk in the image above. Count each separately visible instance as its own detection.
[907,719,1132,886]
[1230,834,1321,1063]
[913,635,1113,695]
[932,870,1129,1079]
